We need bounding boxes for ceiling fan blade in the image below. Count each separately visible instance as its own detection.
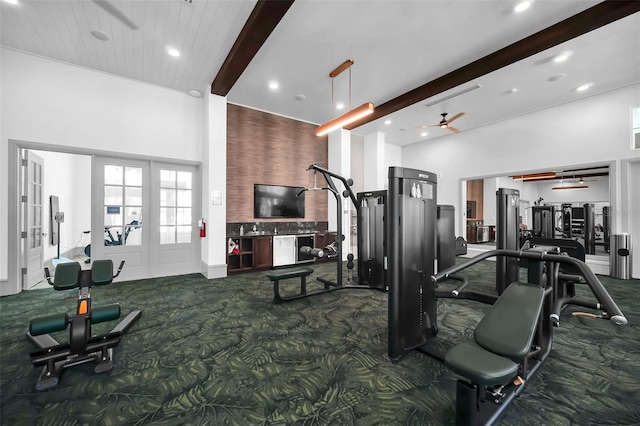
[448,126,460,133]
[445,112,465,124]
[93,0,139,30]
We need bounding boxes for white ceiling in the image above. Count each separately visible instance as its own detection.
[1,1,639,147]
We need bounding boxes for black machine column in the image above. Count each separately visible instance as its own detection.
[561,203,572,238]
[437,205,456,272]
[532,205,555,239]
[387,167,437,362]
[583,203,596,255]
[496,188,520,294]
[357,190,387,290]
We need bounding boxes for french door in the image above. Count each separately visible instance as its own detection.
[91,157,200,281]
[22,150,45,289]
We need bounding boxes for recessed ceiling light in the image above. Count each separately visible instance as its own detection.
[384,120,392,125]
[553,52,571,63]
[3,0,19,5]
[576,83,592,92]
[514,1,531,13]
[508,88,518,94]
[336,103,345,110]
[547,73,567,82]
[90,29,110,42]
[167,47,180,58]
[188,89,202,98]
[268,81,279,90]
[421,132,428,137]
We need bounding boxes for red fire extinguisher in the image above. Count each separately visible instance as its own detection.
[199,219,206,238]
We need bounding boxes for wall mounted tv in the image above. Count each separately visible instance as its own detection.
[254,184,305,219]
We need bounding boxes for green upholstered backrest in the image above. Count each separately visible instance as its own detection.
[92,260,114,286]
[474,282,545,359]
[53,262,81,290]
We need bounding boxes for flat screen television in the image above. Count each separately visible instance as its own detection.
[254,184,305,219]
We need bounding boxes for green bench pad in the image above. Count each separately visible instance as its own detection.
[92,259,114,286]
[30,313,68,336]
[474,282,545,358]
[266,267,314,281]
[91,304,121,324]
[445,342,518,387]
[53,262,81,290]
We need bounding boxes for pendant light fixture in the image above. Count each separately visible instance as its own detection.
[316,59,374,137]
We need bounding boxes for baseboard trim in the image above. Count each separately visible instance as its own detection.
[201,262,227,279]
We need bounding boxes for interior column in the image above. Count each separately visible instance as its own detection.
[328,128,352,261]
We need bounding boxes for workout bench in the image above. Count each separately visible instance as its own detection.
[27,260,141,391]
[444,281,545,425]
[265,267,317,304]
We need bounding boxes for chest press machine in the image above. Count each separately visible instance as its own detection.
[27,260,141,391]
[385,167,627,425]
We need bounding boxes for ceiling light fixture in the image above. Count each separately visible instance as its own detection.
[316,59,374,137]
[268,81,279,90]
[385,120,392,125]
[514,1,531,13]
[421,132,428,137]
[576,83,592,92]
[167,47,180,58]
[553,53,570,63]
[336,103,345,110]
[552,185,589,191]
[188,89,202,98]
[3,0,18,5]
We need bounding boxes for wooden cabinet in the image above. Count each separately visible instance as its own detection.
[227,237,254,273]
[253,236,273,269]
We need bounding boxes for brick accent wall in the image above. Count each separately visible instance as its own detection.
[226,104,329,223]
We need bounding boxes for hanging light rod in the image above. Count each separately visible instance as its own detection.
[316,103,374,137]
[329,59,354,78]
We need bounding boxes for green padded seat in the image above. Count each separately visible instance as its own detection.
[30,313,68,336]
[474,282,545,358]
[92,260,114,286]
[445,342,518,387]
[266,267,313,281]
[53,262,81,290]
[444,282,545,387]
[91,304,121,324]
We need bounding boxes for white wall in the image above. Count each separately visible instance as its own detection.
[536,176,609,204]
[33,150,92,261]
[402,84,640,275]
[1,48,203,286]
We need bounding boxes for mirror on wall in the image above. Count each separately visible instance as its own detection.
[463,164,610,258]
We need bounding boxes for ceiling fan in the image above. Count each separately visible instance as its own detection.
[93,0,139,30]
[416,112,465,133]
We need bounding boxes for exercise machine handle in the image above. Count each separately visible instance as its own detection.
[113,260,126,278]
[433,249,627,326]
[44,267,54,286]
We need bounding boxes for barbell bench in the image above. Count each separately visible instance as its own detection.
[444,281,545,425]
[265,267,318,304]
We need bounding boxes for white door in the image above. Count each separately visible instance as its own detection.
[92,158,149,281]
[152,163,200,277]
[22,150,45,289]
[91,157,200,280]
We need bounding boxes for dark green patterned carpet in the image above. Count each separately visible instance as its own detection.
[1,259,639,425]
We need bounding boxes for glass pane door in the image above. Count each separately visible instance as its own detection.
[104,165,143,247]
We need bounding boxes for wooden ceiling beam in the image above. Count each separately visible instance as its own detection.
[211,0,295,96]
[345,0,640,130]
